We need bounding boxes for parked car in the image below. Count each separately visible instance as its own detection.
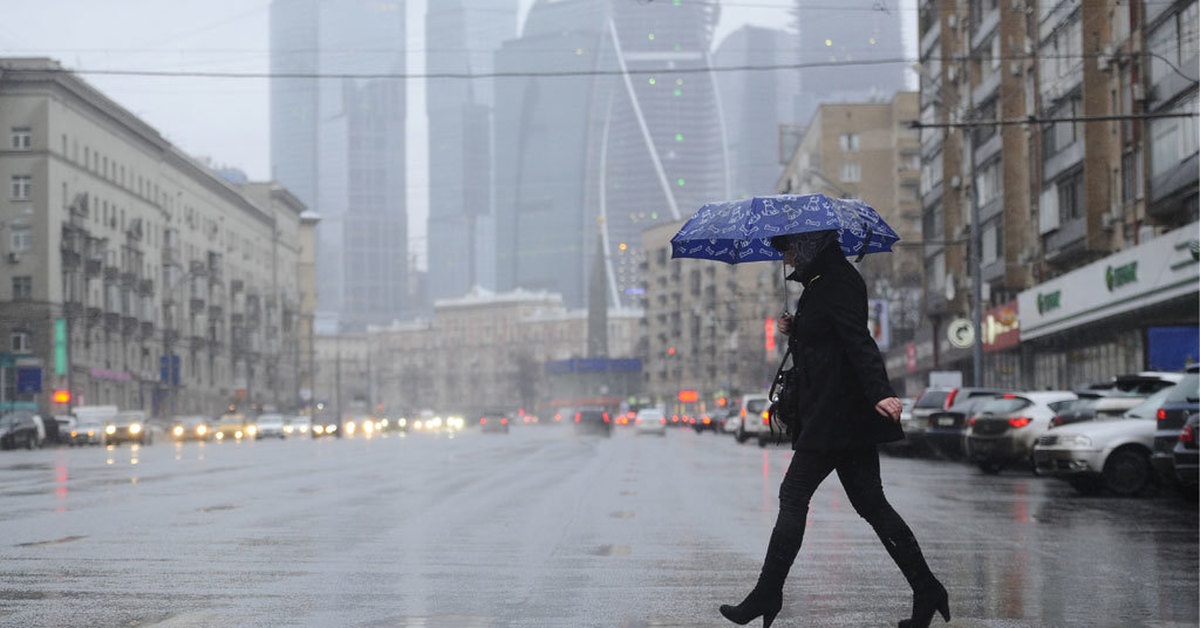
[1033,386,1175,496]
[0,411,42,449]
[573,407,612,437]
[1049,395,1147,428]
[691,409,724,433]
[255,414,287,439]
[72,405,119,444]
[924,396,997,460]
[1151,368,1200,486]
[1172,412,1198,494]
[965,391,1077,473]
[479,411,510,434]
[104,411,152,446]
[635,408,667,437]
[170,416,211,442]
[723,413,742,436]
[900,387,1009,456]
[734,394,773,445]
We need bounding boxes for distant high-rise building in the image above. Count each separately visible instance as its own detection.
[270,0,408,332]
[792,0,906,123]
[426,1,519,305]
[493,0,728,309]
[714,25,802,199]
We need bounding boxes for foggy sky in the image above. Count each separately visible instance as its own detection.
[0,0,915,268]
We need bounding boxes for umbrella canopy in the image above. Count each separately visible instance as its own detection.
[670,193,900,264]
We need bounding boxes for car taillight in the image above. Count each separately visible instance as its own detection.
[762,410,770,425]
[944,389,959,409]
[603,412,610,423]
[635,418,642,424]
[627,411,635,419]
[501,418,507,425]
[969,417,977,426]
[1181,425,1195,444]
[1157,409,1167,421]
[740,408,746,418]
[1050,415,1062,427]
[1008,417,1032,428]
[480,418,487,425]
[660,417,666,424]
[574,413,581,423]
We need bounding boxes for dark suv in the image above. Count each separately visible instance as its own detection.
[1151,368,1200,486]
[0,412,41,450]
[573,408,612,437]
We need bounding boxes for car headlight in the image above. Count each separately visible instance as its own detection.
[1064,434,1092,448]
[299,424,309,432]
[197,425,207,435]
[327,424,337,432]
[215,432,224,440]
[173,426,184,436]
[314,425,324,435]
[235,430,243,439]
[399,418,407,428]
[381,419,389,428]
[105,425,117,435]
[246,426,257,436]
[284,425,294,434]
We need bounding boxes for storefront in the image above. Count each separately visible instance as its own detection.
[1017,223,1200,390]
[981,301,1022,389]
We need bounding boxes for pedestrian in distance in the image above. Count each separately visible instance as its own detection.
[719,231,950,628]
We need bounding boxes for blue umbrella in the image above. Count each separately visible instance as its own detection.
[670,193,900,264]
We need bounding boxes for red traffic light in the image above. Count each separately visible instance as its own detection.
[53,390,70,404]
[677,390,699,403]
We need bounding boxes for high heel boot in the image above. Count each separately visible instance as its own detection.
[885,534,950,628]
[719,527,802,627]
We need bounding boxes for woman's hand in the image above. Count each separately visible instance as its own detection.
[777,313,793,335]
[875,397,903,421]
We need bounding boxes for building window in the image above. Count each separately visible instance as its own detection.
[10,175,31,200]
[976,160,1003,206]
[10,226,32,253]
[840,161,861,182]
[1122,150,1142,203]
[10,331,30,353]
[12,276,32,301]
[1147,3,1199,86]
[839,133,860,152]
[1057,170,1085,223]
[10,127,31,150]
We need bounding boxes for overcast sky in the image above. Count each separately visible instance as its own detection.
[0,0,914,266]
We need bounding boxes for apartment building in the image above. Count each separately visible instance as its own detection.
[777,93,925,347]
[898,0,1198,391]
[0,58,314,416]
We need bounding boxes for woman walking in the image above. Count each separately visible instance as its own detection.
[719,231,950,628]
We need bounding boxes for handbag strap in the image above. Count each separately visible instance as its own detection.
[768,345,793,399]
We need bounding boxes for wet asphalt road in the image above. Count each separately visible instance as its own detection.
[0,425,1195,628]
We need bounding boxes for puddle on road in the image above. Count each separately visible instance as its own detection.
[196,504,238,514]
[610,510,636,519]
[591,544,632,556]
[620,490,638,496]
[14,535,87,548]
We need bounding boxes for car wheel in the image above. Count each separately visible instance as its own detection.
[735,427,747,444]
[1103,449,1152,497]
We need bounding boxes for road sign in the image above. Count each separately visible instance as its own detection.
[948,318,975,349]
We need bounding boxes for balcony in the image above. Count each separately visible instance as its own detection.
[62,249,82,271]
[64,302,84,318]
[138,279,154,296]
[122,316,138,336]
[208,304,223,319]
[85,258,103,277]
[972,71,1002,111]
[920,20,940,58]
[1148,152,1199,218]
[1043,141,1085,182]
[1044,217,1087,261]
[86,307,102,327]
[103,266,119,283]
[120,271,138,289]
[104,312,121,332]
[973,131,1002,164]
[140,321,154,340]
[190,297,206,315]
[970,8,1000,51]
[191,335,207,352]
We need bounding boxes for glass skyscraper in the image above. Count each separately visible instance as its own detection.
[270,0,408,331]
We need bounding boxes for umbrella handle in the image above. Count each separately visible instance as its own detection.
[855,223,872,263]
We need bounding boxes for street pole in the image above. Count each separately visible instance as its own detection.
[965,58,984,388]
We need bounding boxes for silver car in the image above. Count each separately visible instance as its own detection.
[965,391,1077,473]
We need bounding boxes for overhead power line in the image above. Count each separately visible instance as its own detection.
[910,111,1198,129]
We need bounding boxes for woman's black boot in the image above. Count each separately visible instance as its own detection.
[719,527,802,627]
[885,534,950,628]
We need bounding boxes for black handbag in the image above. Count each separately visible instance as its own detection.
[767,346,802,441]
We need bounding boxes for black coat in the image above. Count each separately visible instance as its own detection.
[786,245,903,451]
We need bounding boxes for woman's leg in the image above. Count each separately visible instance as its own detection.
[721,451,837,626]
[836,448,949,627]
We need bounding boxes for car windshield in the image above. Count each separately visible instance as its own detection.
[745,399,769,413]
[914,390,950,408]
[1164,373,1199,404]
[1124,386,1175,419]
[639,411,663,420]
[977,397,1031,415]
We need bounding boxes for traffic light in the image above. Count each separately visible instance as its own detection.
[53,390,70,404]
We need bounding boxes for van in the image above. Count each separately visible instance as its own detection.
[735,394,786,446]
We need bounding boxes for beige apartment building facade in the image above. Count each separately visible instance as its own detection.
[0,58,314,416]
[777,93,925,346]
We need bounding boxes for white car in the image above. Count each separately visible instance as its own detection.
[634,409,667,436]
[723,413,741,435]
[965,391,1077,473]
[734,394,777,444]
[283,416,311,436]
[255,414,287,439]
[1033,386,1173,496]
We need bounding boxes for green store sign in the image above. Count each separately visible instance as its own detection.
[1105,261,1138,291]
[1036,290,1062,315]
